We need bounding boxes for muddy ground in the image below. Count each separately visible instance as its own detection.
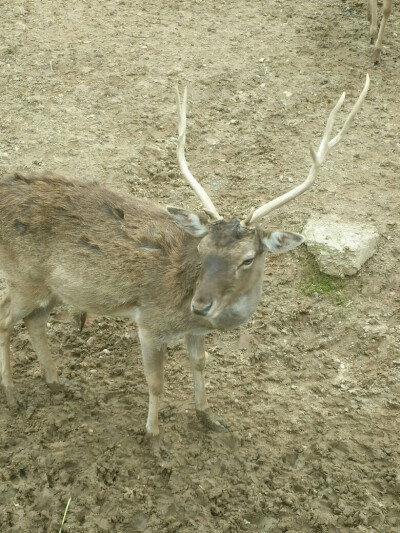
[0,1,399,532]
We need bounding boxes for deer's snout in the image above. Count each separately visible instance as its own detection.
[191,299,213,316]
[191,254,231,317]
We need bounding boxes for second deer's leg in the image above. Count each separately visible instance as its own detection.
[368,0,378,42]
[185,334,226,431]
[373,0,392,63]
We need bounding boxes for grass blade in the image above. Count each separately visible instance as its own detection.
[58,497,71,533]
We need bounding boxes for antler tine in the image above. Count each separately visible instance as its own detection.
[175,86,222,221]
[243,74,370,227]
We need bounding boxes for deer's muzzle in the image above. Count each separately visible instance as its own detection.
[191,300,213,316]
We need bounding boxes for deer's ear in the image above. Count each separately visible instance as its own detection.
[262,230,304,254]
[167,207,209,237]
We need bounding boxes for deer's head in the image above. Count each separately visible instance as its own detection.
[168,78,369,320]
[167,208,303,319]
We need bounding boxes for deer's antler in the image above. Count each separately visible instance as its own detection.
[176,87,222,221]
[242,73,370,227]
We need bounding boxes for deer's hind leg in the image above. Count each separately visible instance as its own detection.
[0,294,18,407]
[24,297,83,399]
[23,301,59,388]
[0,287,60,408]
[0,289,53,407]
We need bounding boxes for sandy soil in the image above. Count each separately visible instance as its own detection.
[0,1,399,532]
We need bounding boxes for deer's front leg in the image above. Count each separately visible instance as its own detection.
[138,328,166,441]
[185,334,226,432]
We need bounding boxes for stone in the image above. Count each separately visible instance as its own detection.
[302,215,379,277]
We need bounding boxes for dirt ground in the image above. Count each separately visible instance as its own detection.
[0,1,399,532]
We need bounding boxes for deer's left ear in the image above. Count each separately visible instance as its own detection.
[167,206,209,237]
[262,230,304,254]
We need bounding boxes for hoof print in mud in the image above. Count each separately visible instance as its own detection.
[145,433,170,459]
[4,386,26,411]
[196,408,228,432]
[46,378,83,399]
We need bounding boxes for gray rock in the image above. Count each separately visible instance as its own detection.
[303,215,379,277]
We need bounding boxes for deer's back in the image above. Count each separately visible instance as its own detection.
[0,172,201,327]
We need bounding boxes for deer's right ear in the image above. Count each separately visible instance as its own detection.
[167,207,209,237]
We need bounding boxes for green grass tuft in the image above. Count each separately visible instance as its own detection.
[58,497,71,533]
[301,273,345,296]
[299,255,346,301]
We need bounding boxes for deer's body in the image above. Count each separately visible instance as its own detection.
[0,172,201,336]
[0,172,274,437]
[0,172,265,336]
[0,78,369,449]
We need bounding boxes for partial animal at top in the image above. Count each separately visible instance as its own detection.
[368,0,393,62]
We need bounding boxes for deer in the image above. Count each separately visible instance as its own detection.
[368,0,393,62]
[0,75,369,452]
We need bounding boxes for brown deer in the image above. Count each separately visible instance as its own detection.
[0,75,369,450]
[368,0,393,62]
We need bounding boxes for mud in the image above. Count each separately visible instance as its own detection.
[0,1,399,532]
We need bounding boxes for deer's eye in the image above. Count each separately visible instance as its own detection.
[240,257,255,268]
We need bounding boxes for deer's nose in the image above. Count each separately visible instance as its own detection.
[191,300,213,316]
